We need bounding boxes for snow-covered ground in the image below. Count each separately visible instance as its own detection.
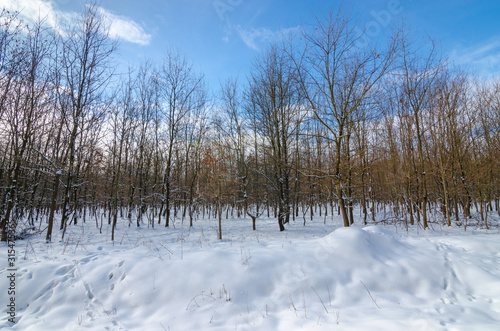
[1,211,500,330]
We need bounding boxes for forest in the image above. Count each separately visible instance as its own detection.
[1,4,499,243]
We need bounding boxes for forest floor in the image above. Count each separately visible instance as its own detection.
[1,209,500,330]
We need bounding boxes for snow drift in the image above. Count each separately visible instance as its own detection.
[1,218,499,330]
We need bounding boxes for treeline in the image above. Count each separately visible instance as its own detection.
[0,6,499,241]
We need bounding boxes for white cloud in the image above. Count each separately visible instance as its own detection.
[236,26,273,51]
[450,37,500,78]
[0,0,151,45]
[97,7,151,46]
[235,25,300,51]
[0,0,74,35]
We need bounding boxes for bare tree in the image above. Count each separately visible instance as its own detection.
[57,4,117,239]
[157,50,206,227]
[110,72,136,241]
[428,70,468,227]
[248,43,303,231]
[182,86,208,228]
[395,30,443,229]
[0,18,55,241]
[132,62,156,228]
[295,8,399,227]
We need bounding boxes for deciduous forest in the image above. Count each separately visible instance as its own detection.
[1,5,499,242]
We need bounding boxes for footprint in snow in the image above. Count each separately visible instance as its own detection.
[80,252,100,264]
[80,256,91,263]
[33,280,57,301]
[55,265,73,276]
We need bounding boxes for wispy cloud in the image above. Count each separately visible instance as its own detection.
[450,37,500,78]
[235,25,300,51]
[97,7,151,46]
[0,0,151,45]
[0,0,76,35]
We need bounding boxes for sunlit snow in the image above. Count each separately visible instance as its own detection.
[1,212,499,330]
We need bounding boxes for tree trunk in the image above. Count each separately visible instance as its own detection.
[46,172,61,242]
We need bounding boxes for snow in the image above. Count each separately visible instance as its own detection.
[1,212,500,330]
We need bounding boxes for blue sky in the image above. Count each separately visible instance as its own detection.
[2,0,500,89]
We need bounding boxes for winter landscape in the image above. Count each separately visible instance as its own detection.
[2,0,500,330]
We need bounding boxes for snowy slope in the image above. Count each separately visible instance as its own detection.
[1,214,500,330]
